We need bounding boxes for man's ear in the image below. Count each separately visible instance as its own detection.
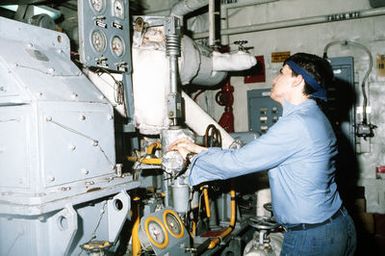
[292,74,305,88]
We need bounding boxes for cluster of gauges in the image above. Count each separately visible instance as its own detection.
[78,0,130,70]
[90,30,125,57]
[89,0,125,57]
[139,208,188,253]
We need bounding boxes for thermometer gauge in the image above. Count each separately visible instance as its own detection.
[90,0,106,13]
[91,30,107,53]
[111,36,125,57]
[144,217,169,249]
[112,0,125,19]
[163,210,184,238]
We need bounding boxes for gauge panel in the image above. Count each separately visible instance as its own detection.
[163,209,184,239]
[78,0,131,71]
[144,216,169,249]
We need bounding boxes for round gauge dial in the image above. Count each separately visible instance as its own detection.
[163,210,184,238]
[90,0,106,13]
[91,30,107,53]
[144,217,169,249]
[111,36,125,57]
[113,0,125,19]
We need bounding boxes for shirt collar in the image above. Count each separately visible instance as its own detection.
[282,99,316,117]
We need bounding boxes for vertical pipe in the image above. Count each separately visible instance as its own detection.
[165,17,182,126]
[132,197,141,256]
[208,0,216,46]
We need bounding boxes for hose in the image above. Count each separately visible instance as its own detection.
[207,189,236,249]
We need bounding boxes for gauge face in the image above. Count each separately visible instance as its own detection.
[90,0,106,12]
[148,221,166,245]
[165,212,183,238]
[113,0,125,19]
[91,30,107,53]
[111,36,124,57]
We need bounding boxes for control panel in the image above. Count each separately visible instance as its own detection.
[247,89,282,134]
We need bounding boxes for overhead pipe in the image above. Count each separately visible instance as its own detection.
[170,0,208,17]
[194,7,385,39]
[220,0,280,45]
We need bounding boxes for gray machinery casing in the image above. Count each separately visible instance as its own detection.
[0,17,139,255]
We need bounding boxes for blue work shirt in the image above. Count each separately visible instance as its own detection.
[188,99,342,225]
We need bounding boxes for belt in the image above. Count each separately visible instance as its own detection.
[284,207,344,231]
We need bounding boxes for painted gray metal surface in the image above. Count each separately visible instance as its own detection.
[0,17,139,255]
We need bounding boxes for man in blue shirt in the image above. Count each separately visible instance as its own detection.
[169,53,356,255]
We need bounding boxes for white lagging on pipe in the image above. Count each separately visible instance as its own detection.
[182,91,234,149]
[170,0,208,18]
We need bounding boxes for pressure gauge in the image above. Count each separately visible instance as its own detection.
[91,30,107,53]
[112,0,125,19]
[90,0,106,13]
[144,217,169,249]
[163,210,184,238]
[111,36,125,57]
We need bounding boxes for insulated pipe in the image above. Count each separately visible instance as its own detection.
[170,0,208,17]
[194,7,385,39]
[182,91,235,149]
[207,190,236,249]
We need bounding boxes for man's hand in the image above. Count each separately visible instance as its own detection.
[168,138,208,159]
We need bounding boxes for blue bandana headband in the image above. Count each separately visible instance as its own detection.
[286,60,327,101]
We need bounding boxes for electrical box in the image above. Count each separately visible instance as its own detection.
[247,89,282,134]
[328,57,356,147]
[369,0,385,8]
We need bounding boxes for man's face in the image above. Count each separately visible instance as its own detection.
[270,64,297,104]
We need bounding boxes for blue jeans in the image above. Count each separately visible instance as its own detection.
[280,208,356,256]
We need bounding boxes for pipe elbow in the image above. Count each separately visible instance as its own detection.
[213,51,257,71]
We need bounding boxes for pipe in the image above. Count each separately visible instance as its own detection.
[170,0,208,17]
[207,190,236,249]
[145,142,161,155]
[165,16,182,125]
[194,7,385,39]
[182,91,235,149]
[132,197,141,256]
[127,156,162,165]
[208,0,216,46]
[202,186,211,218]
[220,0,279,45]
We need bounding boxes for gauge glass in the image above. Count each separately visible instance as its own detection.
[91,30,107,53]
[113,0,125,19]
[165,213,182,237]
[111,36,124,57]
[148,221,165,244]
[90,0,105,12]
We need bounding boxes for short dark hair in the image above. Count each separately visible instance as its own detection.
[284,52,334,97]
